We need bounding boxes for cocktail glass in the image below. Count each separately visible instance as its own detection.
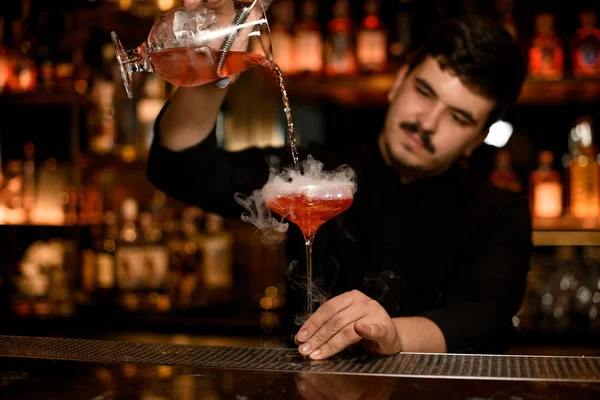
[263,183,354,314]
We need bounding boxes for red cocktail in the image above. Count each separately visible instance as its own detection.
[263,183,354,313]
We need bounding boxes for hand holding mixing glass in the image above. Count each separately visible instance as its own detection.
[111,0,273,98]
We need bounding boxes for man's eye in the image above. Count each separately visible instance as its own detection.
[416,86,431,97]
[451,114,469,126]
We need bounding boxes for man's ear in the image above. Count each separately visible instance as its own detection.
[387,66,409,103]
[463,130,488,158]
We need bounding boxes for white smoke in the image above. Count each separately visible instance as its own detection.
[285,260,329,327]
[233,155,357,243]
[267,155,357,192]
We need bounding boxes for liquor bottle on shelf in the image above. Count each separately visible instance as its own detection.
[163,208,187,309]
[572,246,599,334]
[389,0,412,63]
[139,209,169,293]
[4,160,25,224]
[7,19,37,93]
[552,246,579,333]
[489,150,522,192]
[583,247,600,334]
[22,142,35,223]
[0,17,12,93]
[96,211,118,297]
[529,150,563,219]
[294,0,323,76]
[572,11,600,79]
[55,13,76,92]
[495,0,517,39]
[88,79,117,155]
[528,13,564,80]
[567,117,600,219]
[78,173,104,225]
[180,207,207,308]
[269,0,296,75]
[356,0,387,73]
[115,198,143,295]
[325,0,357,76]
[34,10,55,92]
[136,75,165,158]
[199,213,233,305]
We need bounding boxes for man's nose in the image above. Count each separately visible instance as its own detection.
[418,103,445,134]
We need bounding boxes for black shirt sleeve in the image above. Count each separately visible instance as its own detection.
[420,193,533,354]
[147,126,300,218]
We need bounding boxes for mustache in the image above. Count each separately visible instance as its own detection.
[399,121,435,153]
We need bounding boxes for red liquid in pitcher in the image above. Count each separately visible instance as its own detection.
[151,46,299,170]
[266,194,353,240]
[150,47,270,87]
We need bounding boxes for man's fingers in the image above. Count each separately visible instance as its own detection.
[296,291,362,344]
[354,322,386,341]
[298,305,364,356]
[308,324,362,360]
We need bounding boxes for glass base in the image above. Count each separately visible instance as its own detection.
[111,32,134,99]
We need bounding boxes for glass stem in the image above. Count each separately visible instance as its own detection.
[305,236,314,315]
[128,42,153,73]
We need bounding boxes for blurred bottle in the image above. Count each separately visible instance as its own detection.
[552,246,578,333]
[529,150,563,219]
[489,150,522,192]
[55,13,79,92]
[138,209,170,310]
[528,13,564,80]
[325,0,357,76]
[269,0,296,75]
[294,0,323,76]
[116,199,142,295]
[7,19,37,93]
[572,11,600,79]
[180,207,206,308]
[389,0,412,64]
[163,208,185,308]
[584,247,600,334]
[199,214,233,305]
[35,10,55,92]
[22,142,35,222]
[79,172,104,225]
[4,160,25,224]
[136,75,165,158]
[573,246,600,334]
[88,79,117,155]
[0,17,12,93]
[356,0,387,73]
[495,0,517,39]
[567,117,599,219]
[96,211,118,294]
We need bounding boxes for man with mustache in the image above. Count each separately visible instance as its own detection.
[148,3,531,360]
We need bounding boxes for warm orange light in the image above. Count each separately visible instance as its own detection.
[532,182,562,218]
[260,297,274,310]
[119,0,132,10]
[265,286,278,298]
[157,0,175,11]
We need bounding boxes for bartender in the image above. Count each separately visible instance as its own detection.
[148,1,531,360]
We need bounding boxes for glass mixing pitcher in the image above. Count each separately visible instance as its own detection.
[111,0,273,98]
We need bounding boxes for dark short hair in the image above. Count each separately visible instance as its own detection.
[405,14,526,128]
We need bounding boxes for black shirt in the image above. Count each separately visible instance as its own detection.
[147,130,533,354]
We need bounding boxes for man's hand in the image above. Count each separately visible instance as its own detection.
[180,0,275,88]
[295,290,402,360]
[296,372,396,400]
